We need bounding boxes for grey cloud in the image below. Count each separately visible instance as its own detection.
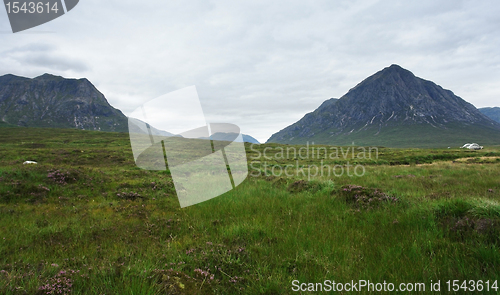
[22,53,88,72]
[3,43,55,54]
[1,42,88,73]
[0,0,499,142]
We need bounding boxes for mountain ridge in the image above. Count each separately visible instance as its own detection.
[0,73,129,132]
[267,65,500,147]
[0,74,261,142]
[479,107,500,123]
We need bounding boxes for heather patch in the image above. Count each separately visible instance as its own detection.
[339,185,399,210]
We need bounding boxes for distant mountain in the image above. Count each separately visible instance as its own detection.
[241,134,260,144]
[479,107,500,123]
[0,74,128,132]
[210,132,260,144]
[198,132,260,144]
[267,65,500,148]
[127,117,176,137]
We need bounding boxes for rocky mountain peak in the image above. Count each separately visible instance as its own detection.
[0,74,128,132]
[267,65,500,147]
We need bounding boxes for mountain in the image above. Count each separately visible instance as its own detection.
[241,134,260,144]
[208,132,260,144]
[479,107,500,123]
[267,65,500,148]
[127,117,176,137]
[197,132,260,144]
[0,73,128,132]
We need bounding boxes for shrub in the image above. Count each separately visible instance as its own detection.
[338,185,399,210]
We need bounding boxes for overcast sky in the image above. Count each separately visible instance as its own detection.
[1,0,499,142]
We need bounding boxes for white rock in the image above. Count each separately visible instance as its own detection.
[23,161,37,165]
[460,143,483,150]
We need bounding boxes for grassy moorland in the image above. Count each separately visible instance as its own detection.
[0,127,499,294]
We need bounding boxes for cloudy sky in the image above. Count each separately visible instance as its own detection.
[1,0,499,142]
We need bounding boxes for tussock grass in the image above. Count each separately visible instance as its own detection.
[0,127,499,294]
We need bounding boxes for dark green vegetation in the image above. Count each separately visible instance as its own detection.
[0,74,128,132]
[1,127,500,294]
[267,65,500,147]
[480,107,500,123]
[0,121,17,128]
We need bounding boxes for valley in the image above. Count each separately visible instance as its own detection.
[0,127,499,294]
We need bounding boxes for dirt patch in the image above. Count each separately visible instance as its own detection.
[116,191,145,201]
[47,169,80,184]
[440,215,500,244]
[287,180,309,193]
[151,269,214,295]
[20,142,46,149]
[338,185,399,210]
[393,174,416,178]
[434,200,500,244]
[425,192,452,200]
[453,157,500,164]
[259,175,289,188]
[0,181,50,204]
[287,180,322,193]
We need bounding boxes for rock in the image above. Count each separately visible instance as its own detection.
[0,74,128,132]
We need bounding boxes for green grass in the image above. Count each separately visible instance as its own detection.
[0,121,17,128]
[272,122,500,148]
[0,127,499,294]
